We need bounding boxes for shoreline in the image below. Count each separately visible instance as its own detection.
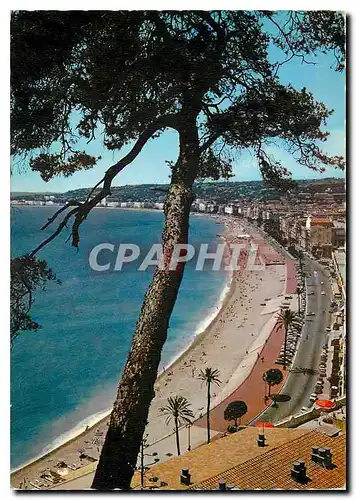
[11,215,231,475]
[11,217,286,487]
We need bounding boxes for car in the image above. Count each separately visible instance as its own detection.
[321,291,326,295]
[260,303,266,306]
[301,406,309,413]
[308,291,315,295]
[321,281,324,285]
[309,393,317,402]
[326,327,331,332]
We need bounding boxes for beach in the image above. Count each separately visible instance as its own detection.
[11,216,288,489]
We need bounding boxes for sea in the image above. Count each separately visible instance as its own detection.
[10,206,228,469]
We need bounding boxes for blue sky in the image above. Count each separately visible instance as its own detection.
[11,37,345,193]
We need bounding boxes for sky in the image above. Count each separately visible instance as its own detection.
[11,23,346,193]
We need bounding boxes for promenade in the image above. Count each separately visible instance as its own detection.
[13,223,299,491]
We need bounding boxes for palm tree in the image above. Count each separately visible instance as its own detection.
[289,366,318,375]
[159,396,194,456]
[198,367,221,444]
[296,286,302,315]
[276,308,299,370]
[263,369,283,397]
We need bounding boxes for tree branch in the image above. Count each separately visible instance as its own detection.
[30,114,179,255]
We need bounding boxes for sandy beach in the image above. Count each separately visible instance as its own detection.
[11,216,288,489]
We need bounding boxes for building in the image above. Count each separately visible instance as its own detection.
[191,431,346,491]
[332,221,346,248]
[131,427,346,491]
[305,216,333,257]
[224,205,238,215]
[333,249,346,299]
[131,427,308,490]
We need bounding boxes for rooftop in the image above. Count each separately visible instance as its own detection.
[131,427,311,490]
[191,430,346,491]
[311,217,332,226]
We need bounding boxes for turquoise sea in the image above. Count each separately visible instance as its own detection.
[11,207,227,469]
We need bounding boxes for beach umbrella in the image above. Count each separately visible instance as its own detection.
[253,412,275,429]
[315,399,336,409]
[253,420,275,428]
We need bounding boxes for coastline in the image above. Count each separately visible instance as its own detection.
[11,214,230,475]
[11,217,286,488]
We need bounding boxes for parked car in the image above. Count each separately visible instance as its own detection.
[309,393,317,402]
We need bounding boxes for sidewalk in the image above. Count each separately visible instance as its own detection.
[193,257,298,433]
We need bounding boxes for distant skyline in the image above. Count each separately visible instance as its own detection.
[11,34,346,193]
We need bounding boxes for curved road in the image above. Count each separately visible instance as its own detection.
[262,256,332,422]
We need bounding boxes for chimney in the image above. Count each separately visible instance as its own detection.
[311,447,333,468]
[257,433,266,447]
[180,468,191,486]
[218,479,226,491]
[291,460,307,484]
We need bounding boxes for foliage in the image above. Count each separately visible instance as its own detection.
[198,367,221,444]
[263,368,283,387]
[159,395,194,456]
[11,11,345,253]
[224,400,248,426]
[198,367,222,387]
[10,255,60,345]
[10,10,345,489]
[159,395,194,428]
[276,308,300,332]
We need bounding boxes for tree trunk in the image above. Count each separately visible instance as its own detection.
[175,416,181,456]
[91,115,200,490]
[207,381,211,443]
[283,325,288,371]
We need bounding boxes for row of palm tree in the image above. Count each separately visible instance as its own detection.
[159,367,222,455]
[276,308,301,370]
[159,365,287,456]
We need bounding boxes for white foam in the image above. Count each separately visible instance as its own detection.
[158,270,233,375]
[11,407,112,473]
[13,220,232,473]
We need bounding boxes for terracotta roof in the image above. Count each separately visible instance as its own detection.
[130,427,309,490]
[191,430,346,491]
[311,217,332,226]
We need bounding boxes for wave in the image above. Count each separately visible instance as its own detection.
[12,216,230,473]
[157,268,233,375]
[11,407,112,473]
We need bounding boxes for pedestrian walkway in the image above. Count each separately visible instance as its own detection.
[193,318,287,433]
[285,260,297,294]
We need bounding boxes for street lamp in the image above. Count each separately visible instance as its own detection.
[187,422,191,452]
[129,435,160,490]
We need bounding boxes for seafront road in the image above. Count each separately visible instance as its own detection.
[259,256,332,423]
